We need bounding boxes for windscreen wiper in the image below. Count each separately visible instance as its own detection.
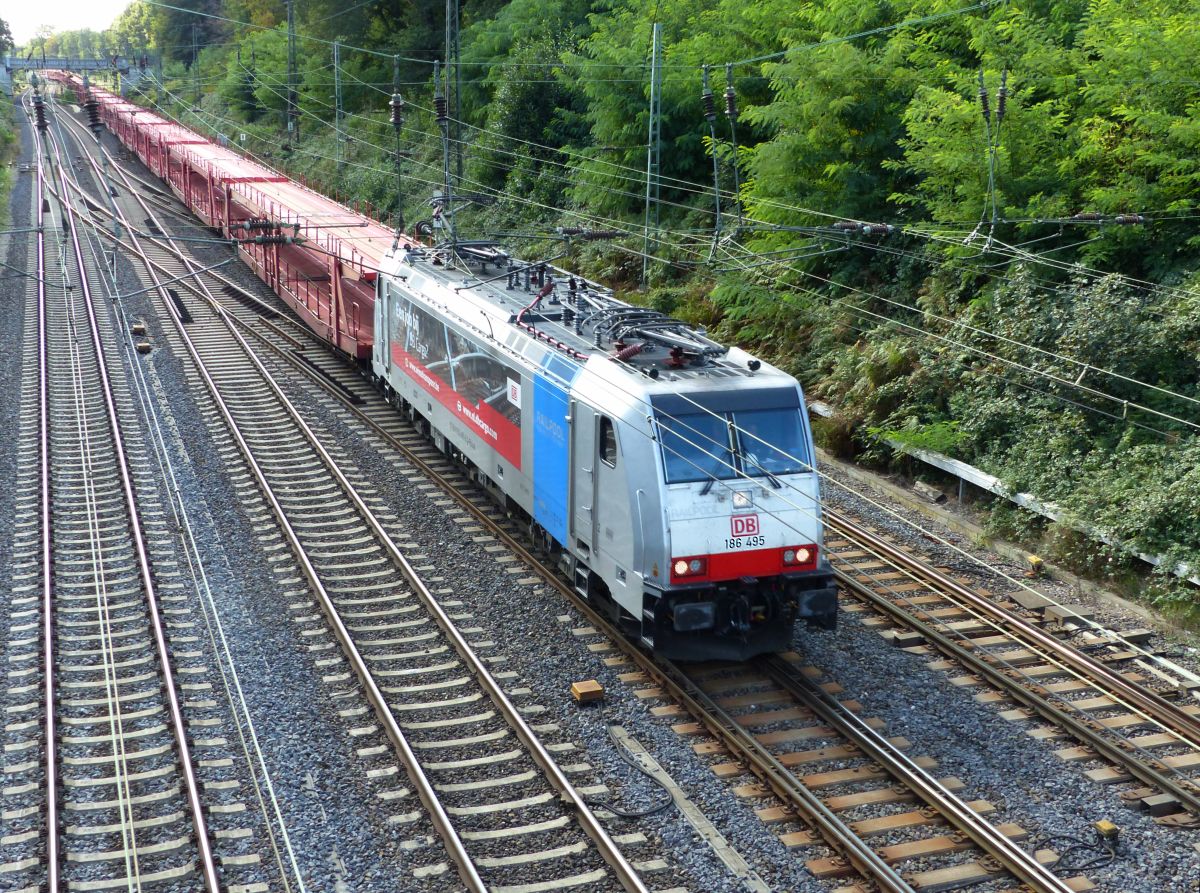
[744,453,781,489]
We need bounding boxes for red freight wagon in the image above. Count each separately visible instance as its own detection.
[69,78,412,360]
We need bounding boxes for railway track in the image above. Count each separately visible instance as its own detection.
[64,199,1079,891]
[0,94,228,893]
[56,94,659,893]
[50,87,1200,892]
[823,512,1200,826]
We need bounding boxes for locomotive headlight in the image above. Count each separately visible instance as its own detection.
[732,491,752,509]
[782,546,814,566]
[671,557,707,579]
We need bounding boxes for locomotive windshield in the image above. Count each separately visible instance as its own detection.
[735,408,810,477]
[655,405,810,484]
[657,413,737,484]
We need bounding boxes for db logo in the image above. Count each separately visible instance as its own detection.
[731,514,759,537]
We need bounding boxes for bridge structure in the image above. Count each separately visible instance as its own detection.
[2,53,159,95]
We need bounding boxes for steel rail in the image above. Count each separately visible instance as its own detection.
[55,125,891,889]
[69,114,651,893]
[825,513,1200,815]
[248,384,921,889]
[62,99,1051,892]
[64,176,913,886]
[103,277,921,889]
[641,661,916,891]
[41,121,222,893]
[758,655,1077,892]
[65,111,652,893]
[827,511,1200,744]
[31,107,62,893]
[143,197,650,893]
[57,118,483,893]
[144,323,1076,891]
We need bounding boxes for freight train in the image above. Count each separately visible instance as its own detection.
[60,76,837,660]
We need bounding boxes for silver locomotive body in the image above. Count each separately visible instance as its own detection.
[372,246,835,661]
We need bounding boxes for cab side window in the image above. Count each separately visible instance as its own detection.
[599,417,618,467]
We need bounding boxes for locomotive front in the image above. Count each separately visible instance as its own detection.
[641,378,837,661]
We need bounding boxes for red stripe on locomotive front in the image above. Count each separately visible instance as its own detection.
[671,546,819,585]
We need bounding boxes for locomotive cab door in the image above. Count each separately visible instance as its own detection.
[593,414,632,575]
[570,404,633,586]
[569,401,597,556]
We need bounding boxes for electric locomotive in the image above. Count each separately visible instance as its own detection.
[372,241,836,661]
[66,77,835,660]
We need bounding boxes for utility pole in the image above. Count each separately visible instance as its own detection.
[389,54,406,250]
[286,0,299,142]
[434,61,455,254]
[701,65,722,259]
[333,41,343,180]
[445,0,462,184]
[191,23,199,107]
[642,22,663,286]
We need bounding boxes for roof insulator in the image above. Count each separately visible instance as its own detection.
[389,92,406,130]
[614,342,646,362]
[701,65,716,123]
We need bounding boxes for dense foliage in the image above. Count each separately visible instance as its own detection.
[18,0,1200,605]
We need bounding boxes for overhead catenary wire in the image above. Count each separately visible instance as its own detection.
[63,19,1200,672]
[314,55,1200,337]
[68,78,1200,758]
[718,0,998,69]
[142,70,1200,437]
[68,82,1142,475]
[112,67,1200,477]
[119,80,1190,540]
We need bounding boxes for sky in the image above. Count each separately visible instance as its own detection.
[6,0,133,46]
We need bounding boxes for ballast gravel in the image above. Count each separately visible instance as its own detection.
[0,118,34,621]
[43,112,427,892]
[817,461,1200,893]
[284,344,1200,893]
[285,394,825,893]
[28,99,1200,893]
